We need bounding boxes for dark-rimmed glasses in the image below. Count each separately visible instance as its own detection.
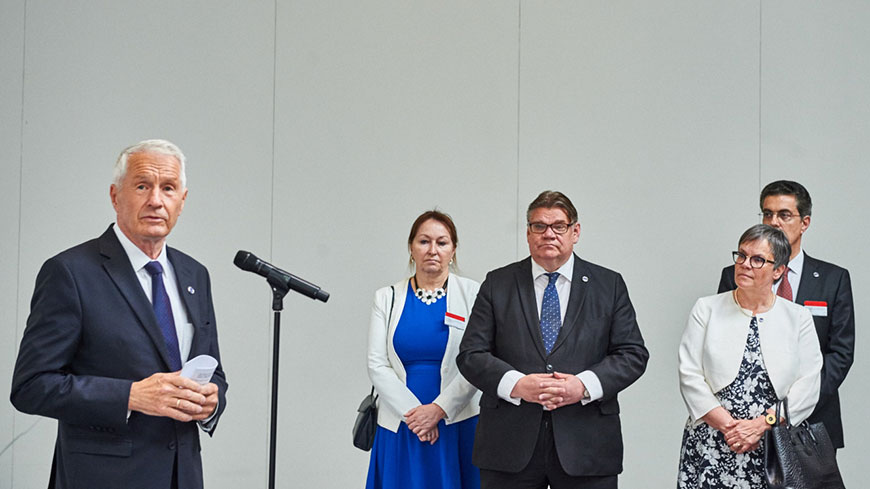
[528,222,575,234]
[732,251,775,269]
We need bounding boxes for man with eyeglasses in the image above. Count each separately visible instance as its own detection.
[717,180,854,451]
[458,190,648,489]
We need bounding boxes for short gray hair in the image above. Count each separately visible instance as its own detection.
[738,224,791,269]
[113,139,187,188]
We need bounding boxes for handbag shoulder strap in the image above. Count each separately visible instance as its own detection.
[775,397,791,426]
[389,285,395,323]
[370,286,396,401]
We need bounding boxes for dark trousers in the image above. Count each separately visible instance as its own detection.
[480,412,617,489]
[170,453,179,489]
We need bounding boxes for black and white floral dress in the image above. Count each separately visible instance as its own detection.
[677,316,778,488]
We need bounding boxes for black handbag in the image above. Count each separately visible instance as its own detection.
[765,397,845,489]
[352,387,378,451]
[352,286,395,451]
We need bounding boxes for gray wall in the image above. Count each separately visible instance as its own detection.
[2,1,867,488]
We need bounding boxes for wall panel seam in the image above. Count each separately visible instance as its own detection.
[515,0,522,260]
[758,0,763,192]
[12,0,30,482]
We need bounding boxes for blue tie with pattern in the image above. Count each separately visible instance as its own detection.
[144,261,182,371]
[541,272,561,354]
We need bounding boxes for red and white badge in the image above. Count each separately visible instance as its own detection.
[804,300,828,317]
[444,312,466,329]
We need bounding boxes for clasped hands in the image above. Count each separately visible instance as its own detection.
[404,403,446,445]
[511,372,586,411]
[721,416,771,454]
[129,371,218,422]
[704,406,773,454]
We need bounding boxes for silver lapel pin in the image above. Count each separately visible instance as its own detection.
[187,286,196,294]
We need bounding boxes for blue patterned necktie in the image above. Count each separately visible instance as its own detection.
[144,261,182,371]
[540,272,562,354]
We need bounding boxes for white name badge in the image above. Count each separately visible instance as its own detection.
[444,312,466,329]
[804,301,828,317]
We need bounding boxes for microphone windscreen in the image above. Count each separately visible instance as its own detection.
[234,250,255,271]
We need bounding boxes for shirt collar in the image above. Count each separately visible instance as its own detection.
[112,224,169,272]
[531,254,574,282]
[788,248,804,275]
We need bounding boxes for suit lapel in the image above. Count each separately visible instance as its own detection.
[99,227,177,371]
[795,253,820,305]
[515,258,548,359]
[169,248,208,359]
[551,254,588,354]
[169,249,201,326]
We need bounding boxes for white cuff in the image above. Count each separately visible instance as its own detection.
[198,399,220,432]
[577,370,602,405]
[497,370,525,406]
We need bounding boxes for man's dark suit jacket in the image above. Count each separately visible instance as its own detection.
[457,255,648,476]
[718,252,854,448]
[11,225,228,489]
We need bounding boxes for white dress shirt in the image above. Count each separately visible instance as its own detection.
[113,225,194,363]
[497,254,603,405]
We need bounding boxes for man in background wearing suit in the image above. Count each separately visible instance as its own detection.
[718,180,854,450]
[457,190,648,489]
[11,139,228,489]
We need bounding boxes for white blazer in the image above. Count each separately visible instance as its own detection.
[679,291,822,426]
[367,273,481,432]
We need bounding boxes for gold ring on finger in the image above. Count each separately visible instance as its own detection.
[176,399,181,408]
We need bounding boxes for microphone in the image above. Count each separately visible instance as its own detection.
[234,250,330,302]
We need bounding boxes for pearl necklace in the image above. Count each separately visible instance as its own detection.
[413,276,447,305]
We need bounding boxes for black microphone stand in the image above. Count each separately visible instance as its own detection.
[266,270,289,489]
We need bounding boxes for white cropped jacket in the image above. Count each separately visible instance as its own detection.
[367,273,481,432]
[679,292,822,425]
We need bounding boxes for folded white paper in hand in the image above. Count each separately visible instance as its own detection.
[181,354,218,386]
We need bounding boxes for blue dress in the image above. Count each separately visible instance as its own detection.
[677,316,779,488]
[366,283,479,489]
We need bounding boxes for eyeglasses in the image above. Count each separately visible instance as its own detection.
[760,210,798,223]
[732,251,776,269]
[528,221,575,235]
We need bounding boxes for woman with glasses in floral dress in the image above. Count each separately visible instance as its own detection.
[677,224,822,488]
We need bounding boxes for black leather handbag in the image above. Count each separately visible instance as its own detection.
[352,387,378,451]
[765,398,845,489]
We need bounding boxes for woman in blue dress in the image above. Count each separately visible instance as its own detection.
[677,224,822,488]
[366,210,481,489]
